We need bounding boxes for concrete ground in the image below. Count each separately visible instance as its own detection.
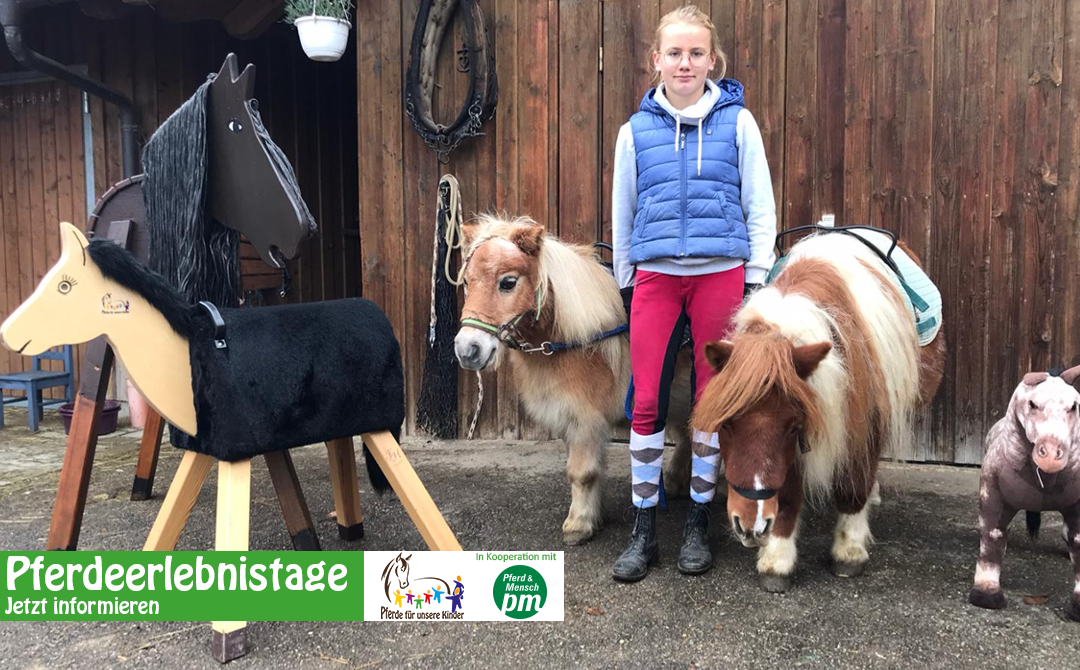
[0,408,1077,670]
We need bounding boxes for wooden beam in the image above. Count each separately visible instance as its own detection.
[143,450,214,551]
[212,458,251,663]
[360,431,461,551]
[325,437,364,541]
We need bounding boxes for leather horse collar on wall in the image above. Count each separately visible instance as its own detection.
[404,0,498,163]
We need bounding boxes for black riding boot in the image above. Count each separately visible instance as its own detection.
[612,506,659,582]
[677,501,713,575]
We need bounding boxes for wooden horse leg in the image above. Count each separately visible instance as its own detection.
[361,431,462,551]
[143,451,214,551]
[212,458,251,663]
[130,408,165,501]
[326,438,364,541]
[264,451,320,551]
[46,339,113,551]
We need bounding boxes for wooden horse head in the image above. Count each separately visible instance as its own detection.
[1,222,197,434]
[206,54,317,268]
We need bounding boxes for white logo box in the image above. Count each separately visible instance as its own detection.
[363,551,564,622]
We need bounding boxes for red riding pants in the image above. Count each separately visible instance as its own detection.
[629,267,745,436]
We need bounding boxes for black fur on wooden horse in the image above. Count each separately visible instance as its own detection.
[88,240,398,490]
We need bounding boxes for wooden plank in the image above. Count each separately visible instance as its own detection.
[39,84,62,393]
[815,0,845,223]
[67,16,90,389]
[558,0,601,245]
[1053,0,1080,372]
[133,10,160,139]
[211,458,250,656]
[986,0,1032,447]
[941,0,999,464]
[155,20,183,128]
[0,92,7,378]
[130,409,164,500]
[518,0,553,441]
[1019,0,1064,377]
[759,0,787,230]
[14,86,35,373]
[45,341,115,551]
[492,0,520,439]
[843,0,874,227]
[25,84,48,376]
[0,85,19,378]
[100,18,132,187]
[361,431,462,550]
[400,0,435,436]
[295,53,321,304]
[358,0,406,335]
[474,0,501,439]
[601,0,657,250]
[325,437,364,540]
[711,0,737,70]
[264,450,320,550]
[783,0,816,230]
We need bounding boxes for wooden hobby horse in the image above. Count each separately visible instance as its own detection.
[1,223,461,661]
[47,53,317,552]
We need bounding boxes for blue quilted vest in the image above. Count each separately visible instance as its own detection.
[628,79,749,264]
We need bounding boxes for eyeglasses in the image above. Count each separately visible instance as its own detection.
[662,49,711,66]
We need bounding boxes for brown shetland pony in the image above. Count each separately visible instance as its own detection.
[691,233,945,592]
[453,215,692,545]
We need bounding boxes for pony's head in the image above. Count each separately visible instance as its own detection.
[1010,366,1080,476]
[205,53,316,267]
[692,325,831,547]
[2,223,108,356]
[454,215,547,370]
[453,214,624,371]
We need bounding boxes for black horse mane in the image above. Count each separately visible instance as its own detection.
[143,75,240,308]
[87,239,197,339]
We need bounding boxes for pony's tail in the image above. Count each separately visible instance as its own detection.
[1025,510,1041,541]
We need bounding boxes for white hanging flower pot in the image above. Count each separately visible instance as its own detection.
[295,16,350,62]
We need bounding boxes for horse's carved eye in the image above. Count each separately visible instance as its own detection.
[57,275,76,294]
[498,276,518,292]
[228,119,244,133]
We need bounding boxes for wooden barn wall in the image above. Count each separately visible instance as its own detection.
[358,0,1080,465]
[0,5,360,399]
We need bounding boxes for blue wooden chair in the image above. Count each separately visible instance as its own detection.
[0,345,75,432]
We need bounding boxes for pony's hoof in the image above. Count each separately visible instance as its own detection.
[831,560,866,578]
[759,573,792,593]
[1066,598,1080,622]
[968,587,1006,610]
[562,529,595,546]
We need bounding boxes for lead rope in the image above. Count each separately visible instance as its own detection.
[467,371,483,440]
[427,175,482,438]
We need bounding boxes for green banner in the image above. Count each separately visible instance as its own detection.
[0,552,364,622]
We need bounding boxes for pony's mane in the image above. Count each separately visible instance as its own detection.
[87,240,196,338]
[691,322,825,437]
[469,214,626,346]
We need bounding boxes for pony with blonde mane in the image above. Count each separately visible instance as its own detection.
[691,232,945,592]
[454,215,691,544]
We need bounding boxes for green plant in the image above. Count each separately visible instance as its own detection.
[284,0,355,24]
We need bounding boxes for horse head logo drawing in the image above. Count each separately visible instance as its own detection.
[380,552,454,606]
[381,553,412,602]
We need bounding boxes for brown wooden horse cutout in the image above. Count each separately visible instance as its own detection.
[453,215,694,545]
[691,232,945,592]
